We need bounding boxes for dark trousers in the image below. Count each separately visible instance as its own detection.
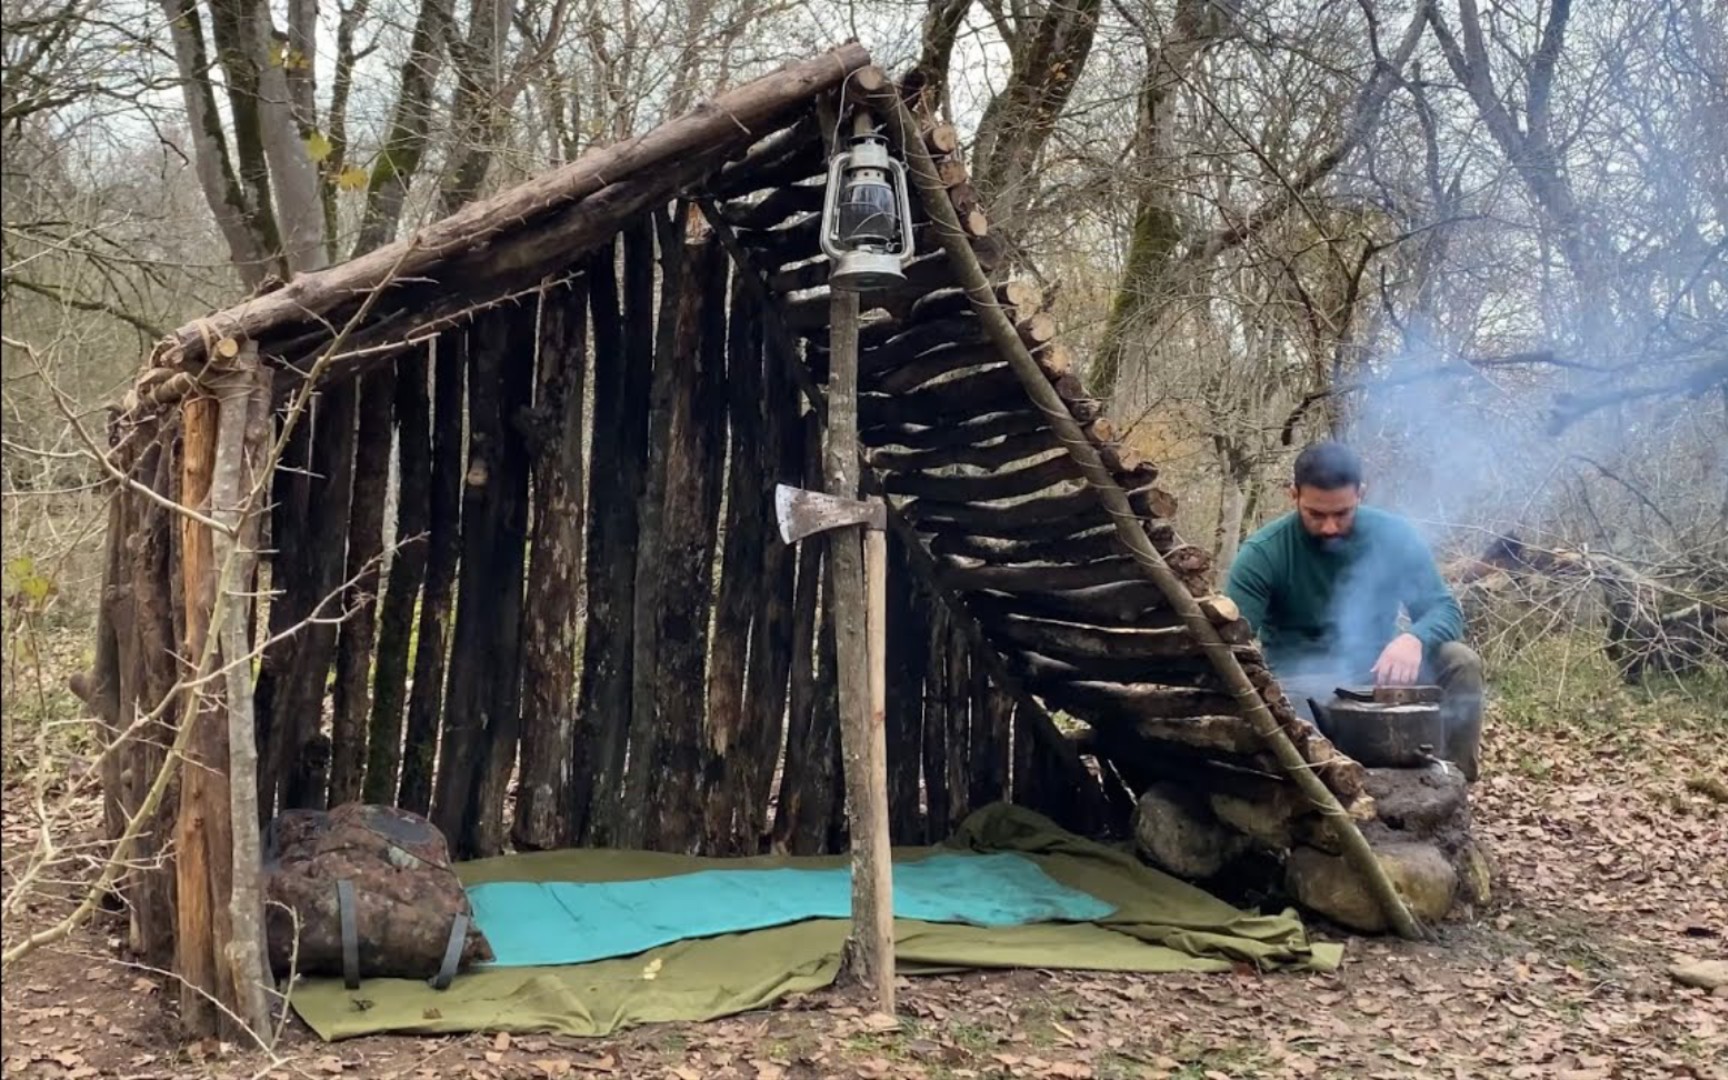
[1427,641,1485,782]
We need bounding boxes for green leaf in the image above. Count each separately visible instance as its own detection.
[305,130,333,164]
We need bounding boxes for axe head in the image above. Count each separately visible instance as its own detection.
[774,484,886,545]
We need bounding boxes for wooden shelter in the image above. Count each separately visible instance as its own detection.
[84,44,1399,1038]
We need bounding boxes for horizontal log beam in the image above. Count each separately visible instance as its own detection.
[869,429,1062,473]
[883,454,1083,502]
[1028,677,1240,722]
[704,112,823,198]
[902,480,1172,540]
[966,582,1173,625]
[861,409,1049,451]
[160,49,869,370]
[720,182,826,230]
[942,556,1144,594]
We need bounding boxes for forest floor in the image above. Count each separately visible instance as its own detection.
[2,635,1726,1080]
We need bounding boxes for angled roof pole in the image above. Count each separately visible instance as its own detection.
[863,69,1424,942]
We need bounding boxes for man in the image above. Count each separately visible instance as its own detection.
[1224,441,1485,780]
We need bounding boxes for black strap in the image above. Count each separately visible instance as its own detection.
[336,879,360,990]
[428,914,469,991]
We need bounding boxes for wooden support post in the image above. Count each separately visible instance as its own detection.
[208,349,274,1039]
[870,80,1423,942]
[825,131,897,1009]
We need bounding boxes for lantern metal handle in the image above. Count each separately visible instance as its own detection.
[888,155,915,261]
[818,150,850,263]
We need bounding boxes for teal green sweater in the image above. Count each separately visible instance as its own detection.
[1224,506,1465,678]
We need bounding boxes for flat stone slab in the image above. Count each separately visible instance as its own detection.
[1363,763,1469,838]
[1669,958,1728,992]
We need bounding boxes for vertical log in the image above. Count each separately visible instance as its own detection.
[438,306,534,857]
[329,363,393,805]
[210,352,273,1038]
[469,307,536,858]
[174,388,238,1037]
[884,531,927,843]
[88,485,126,846]
[969,666,1011,810]
[779,567,843,854]
[1011,699,1036,808]
[620,206,690,849]
[514,278,590,851]
[397,333,464,813]
[576,221,655,845]
[736,331,802,847]
[922,603,951,840]
[128,430,180,966]
[703,274,767,852]
[943,619,970,829]
[364,343,432,803]
[639,232,728,852]
[827,261,895,1008]
[279,379,359,812]
[773,414,839,855]
[253,409,311,816]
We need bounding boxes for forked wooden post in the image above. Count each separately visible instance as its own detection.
[825,101,897,1012]
[208,348,275,1039]
[174,346,276,1039]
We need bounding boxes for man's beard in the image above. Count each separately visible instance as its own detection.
[1315,535,1348,554]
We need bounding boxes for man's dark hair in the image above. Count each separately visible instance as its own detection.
[1293,441,1363,490]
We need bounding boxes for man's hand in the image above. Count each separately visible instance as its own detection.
[1372,633,1424,686]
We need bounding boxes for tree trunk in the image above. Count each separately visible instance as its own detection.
[1085,0,1213,396]
[352,0,449,257]
[513,279,590,852]
[970,0,1102,243]
[397,334,465,814]
[969,660,1010,811]
[942,617,971,829]
[125,430,181,966]
[156,0,273,287]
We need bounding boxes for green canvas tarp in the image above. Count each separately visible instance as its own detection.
[290,804,1341,1040]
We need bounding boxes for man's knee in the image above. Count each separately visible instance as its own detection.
[1432,641,1484,694]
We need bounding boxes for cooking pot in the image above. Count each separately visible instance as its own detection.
[1307,686,1445,768]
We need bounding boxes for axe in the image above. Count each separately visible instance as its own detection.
[773,483,888,712]
[774,483,894,1001]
